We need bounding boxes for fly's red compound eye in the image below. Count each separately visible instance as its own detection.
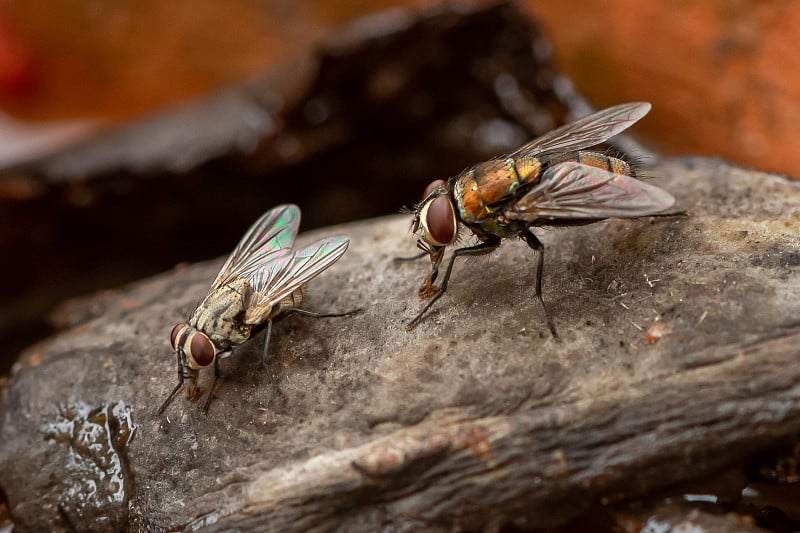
[425,196,456,246]
[189,333,215,367]
[169,323,185,349]
[423,179,446,199]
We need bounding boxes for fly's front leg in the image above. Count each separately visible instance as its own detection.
[418,268,440,299]
[157,364,184,415]
[394,251,428,263]
[406,237,500,331]
[203,356,222,414]
[522,231,560,341]
[416,244,445,299]
[395,238,437,263]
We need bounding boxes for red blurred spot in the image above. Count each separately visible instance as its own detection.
[0,11,39,101]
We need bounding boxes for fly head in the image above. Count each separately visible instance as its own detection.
[414,179,457,250]
[169,322,216,398]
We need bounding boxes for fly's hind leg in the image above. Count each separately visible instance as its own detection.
[259,308,361,368]
[260,319,274,370]
[522,231,560,341]
[288,307,363,319]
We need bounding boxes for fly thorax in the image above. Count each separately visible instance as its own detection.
[189,277,252,349]
[212,322,252,348]
[455,158,540,225]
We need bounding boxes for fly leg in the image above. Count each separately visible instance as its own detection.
[394,251,428,262]
[258,309,360,369]
[256,308,361,368]
[261,319,273,370]
[288,308,363,319]
[396,238,437,262]
[406,237,500,331]
[202,355,223,414]
[272,307,362,353]
[157,367,184,415]
[522,231,560,341]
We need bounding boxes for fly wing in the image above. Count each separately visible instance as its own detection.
[506,161,675,221]
[243,236,350,325]
[209,204,300,292]
[509,102,651,160]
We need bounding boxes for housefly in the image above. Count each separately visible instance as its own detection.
[405,102,675,339]
[158,204,355,414]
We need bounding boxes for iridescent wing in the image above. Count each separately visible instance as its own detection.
[243,236,350,325]
[209,204,300,292]
[506,161,675,221]
[508,102,651,160]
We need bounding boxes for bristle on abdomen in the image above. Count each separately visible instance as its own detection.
[576,150,633,176]
[545,150,635,177]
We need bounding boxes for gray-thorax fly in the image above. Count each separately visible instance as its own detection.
[159,204,356,414]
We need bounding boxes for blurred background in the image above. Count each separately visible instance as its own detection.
[0,0,797,373]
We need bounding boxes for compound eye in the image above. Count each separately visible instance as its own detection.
[425,196,456,246]
[169,323,186,349]
[189,333,215,367]
[423,179,445,199]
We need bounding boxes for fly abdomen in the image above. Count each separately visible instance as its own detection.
[272,286,305,318]
[578,150,633,176]
[570,150,634,176]
[544,150,634,177]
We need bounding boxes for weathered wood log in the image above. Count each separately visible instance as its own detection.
[1,157,799,531]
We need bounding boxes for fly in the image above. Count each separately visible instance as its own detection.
[158,204,356,414]
[404,102,676,340]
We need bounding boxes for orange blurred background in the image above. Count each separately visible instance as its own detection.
[0,0,796,175]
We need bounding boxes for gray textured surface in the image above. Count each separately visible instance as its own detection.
[1,158,799,531]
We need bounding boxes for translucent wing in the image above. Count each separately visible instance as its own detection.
[243,236,350,325]
[509,102,651,160]
[209,204,300,292]
[506,161,675,221]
